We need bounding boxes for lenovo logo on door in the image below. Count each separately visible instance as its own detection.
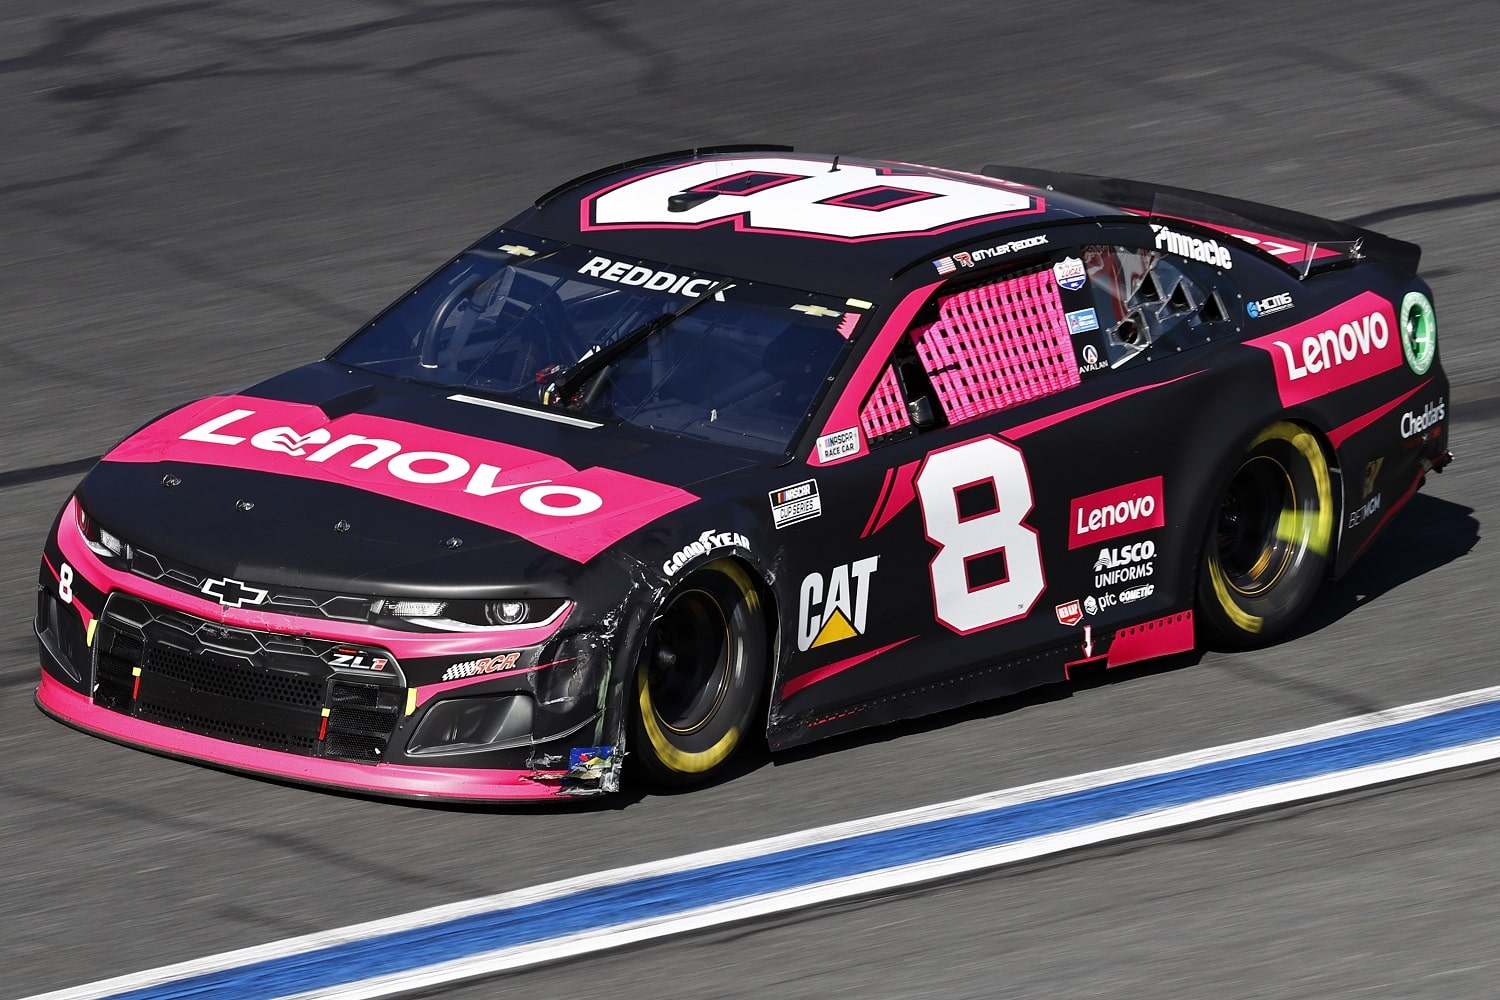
[1244,291,1399,406]
[1069,476,1164,549]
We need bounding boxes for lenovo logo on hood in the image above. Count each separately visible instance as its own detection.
[103,395,697,563]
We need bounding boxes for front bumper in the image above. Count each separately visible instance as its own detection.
[36,499,623,801]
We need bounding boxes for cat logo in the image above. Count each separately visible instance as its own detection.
[797,557,879,651]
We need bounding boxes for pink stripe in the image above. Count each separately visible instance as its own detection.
[780,636,917,699]
[104,395,696,563]
[55,500,570,658]
[1107,611,1195,668]
[1328,379,1431,449]
[36,673,566,800]
[1001,372,1204,440]
[817,283,942,459]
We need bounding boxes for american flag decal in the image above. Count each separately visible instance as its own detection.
[933,257,956,275]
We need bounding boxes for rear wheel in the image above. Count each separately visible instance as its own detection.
[1197,421,1335,646]
[630,559,767,787]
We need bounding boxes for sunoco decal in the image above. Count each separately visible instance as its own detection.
[102,395,697,564]
[662,529,749,576]
[1244,292,1399,406]
[1069,476,1165,549]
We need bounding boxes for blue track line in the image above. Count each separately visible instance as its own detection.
[105,696,1500,1000]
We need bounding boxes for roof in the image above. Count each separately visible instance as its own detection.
[503,148,1117,296]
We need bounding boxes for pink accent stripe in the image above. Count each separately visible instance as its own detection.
[1107,611,1195,668]
[781,636,917,699]
[36,672,566,800]
[55,499,569,658]
[859,365,912,440]
[1001,372,1205,440]
[104,395,696,563]
[1328,379,1431,449]
[914,269,1079,423]
[818,282,942,455]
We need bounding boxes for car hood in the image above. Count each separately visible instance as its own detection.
[77,363,761,594]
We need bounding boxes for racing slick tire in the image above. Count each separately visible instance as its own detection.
[630,559,768,787]
[1197,421,1335,647]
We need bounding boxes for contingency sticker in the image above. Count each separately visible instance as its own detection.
[769,480,822,529]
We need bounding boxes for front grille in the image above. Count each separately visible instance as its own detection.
[93,594,404,763]
[125,548,374,624]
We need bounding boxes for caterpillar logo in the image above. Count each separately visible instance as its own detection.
[797,557,878,651]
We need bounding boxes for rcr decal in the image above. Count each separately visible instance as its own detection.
[440,652,520,682]
[1400,397,1445,439]
[662,529,749,577]
[1069,477,1165,548]
[584,157,1042,241]
[798,557,878,651]
[1151,225,1233,269]
[576,256,724,299]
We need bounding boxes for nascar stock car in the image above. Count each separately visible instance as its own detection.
[36,145,1451,801]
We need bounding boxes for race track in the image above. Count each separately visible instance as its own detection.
[2,2,1497,996]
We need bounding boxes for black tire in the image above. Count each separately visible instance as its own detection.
[630,559,767,787]
[1197,421,1335,647]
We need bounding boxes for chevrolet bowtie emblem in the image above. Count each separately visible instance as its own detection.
[200,576,268,608]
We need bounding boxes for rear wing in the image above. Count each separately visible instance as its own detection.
[981,164,1421,278]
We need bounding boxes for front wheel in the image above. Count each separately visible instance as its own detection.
[1197,421,1335,647]
[630,559,767,788]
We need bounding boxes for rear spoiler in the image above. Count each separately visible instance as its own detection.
[981,164,1421,277]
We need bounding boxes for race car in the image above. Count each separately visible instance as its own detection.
[35,145,1452,801]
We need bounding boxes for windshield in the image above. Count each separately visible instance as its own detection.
[333,239,857,454]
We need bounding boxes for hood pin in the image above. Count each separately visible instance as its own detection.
[234,499,255,511]
[161,474,181,488]
[334,519,351,533]
[442,537,463,549]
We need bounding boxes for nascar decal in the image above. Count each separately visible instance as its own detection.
[103,395,697,563]
[582,157,1044,242]
[1245,292,1400,407]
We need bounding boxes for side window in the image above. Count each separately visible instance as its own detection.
[1081,246,1239,371]
[859,261,1080,448]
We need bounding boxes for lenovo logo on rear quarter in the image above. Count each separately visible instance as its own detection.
[1245,292,1399,406]
[1068,476,1164,549]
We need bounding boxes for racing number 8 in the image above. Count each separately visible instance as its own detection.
[915,436,1044,634]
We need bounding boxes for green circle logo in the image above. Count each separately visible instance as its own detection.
[1400,292,1436,375]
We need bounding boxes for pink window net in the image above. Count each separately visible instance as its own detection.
[912,269,1079,424]
[859,364,911,440]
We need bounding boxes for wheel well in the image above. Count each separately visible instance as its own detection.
[1190,418,1341,593]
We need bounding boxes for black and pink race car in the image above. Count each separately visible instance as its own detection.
[35,146,1452,800]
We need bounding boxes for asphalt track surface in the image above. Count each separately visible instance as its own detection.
[1,2,1496,997]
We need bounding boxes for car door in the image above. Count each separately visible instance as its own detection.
[767,235,1250,745]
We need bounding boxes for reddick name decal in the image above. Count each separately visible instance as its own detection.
[102,395,697,564]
